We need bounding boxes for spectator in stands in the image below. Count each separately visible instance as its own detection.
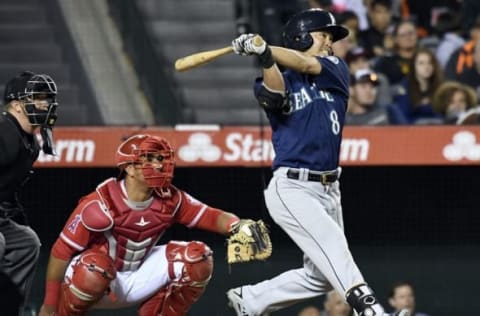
[332,26,358,60]
[322,291,353,316]
[391,47,443,124]
[456,107,480,124]
[432,81,480,124]
[336,10,360,38]
[461,0,480,37]
[346,46,373,72]
[331,0,372,31]
[445,17,480,98]
[297,291,353,316]
[374,19,418,86]
[434,9,465,68]
[399,0,462,38]
[346,46,392,105]
[358,0,394,57]
[388,281,430,316]
[308,0,335,11]
[346,69,402,125]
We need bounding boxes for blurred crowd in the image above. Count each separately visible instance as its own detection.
[296,281,430,316]
[236,0,480,125]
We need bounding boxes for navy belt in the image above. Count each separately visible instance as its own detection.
[286,169,339,184]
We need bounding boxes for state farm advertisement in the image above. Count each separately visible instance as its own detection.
[34,126,480,167]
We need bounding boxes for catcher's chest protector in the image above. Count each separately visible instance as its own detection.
[95,179,181,271]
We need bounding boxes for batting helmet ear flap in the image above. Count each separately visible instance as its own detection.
[282,31,314,52]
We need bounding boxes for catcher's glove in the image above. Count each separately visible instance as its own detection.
[227,219,272,264]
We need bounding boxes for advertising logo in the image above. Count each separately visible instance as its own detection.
[443,131,480,161]
[37,138,96,163]
[223,132,274,162]
[340,138,369,161]
[178,133,222,162]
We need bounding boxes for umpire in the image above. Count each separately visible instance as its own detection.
[0,71,58,315]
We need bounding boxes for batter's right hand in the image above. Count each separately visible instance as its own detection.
[232,33,255,56]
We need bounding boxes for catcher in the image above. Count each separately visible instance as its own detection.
[38,134,271,316]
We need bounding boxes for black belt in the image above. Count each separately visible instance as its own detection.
[286,169,339,184]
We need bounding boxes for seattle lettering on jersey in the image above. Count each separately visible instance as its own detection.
[289,84,334,112]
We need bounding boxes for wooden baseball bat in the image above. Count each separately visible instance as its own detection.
[174,36,264,72]
[175,46,233,72]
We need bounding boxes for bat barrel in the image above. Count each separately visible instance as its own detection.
[175,46,234,72]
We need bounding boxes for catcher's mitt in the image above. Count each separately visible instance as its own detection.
[227,219,272,264]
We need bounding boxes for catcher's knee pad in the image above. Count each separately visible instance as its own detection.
[138,241,213,316]
[57,250,116,316]
[166,240,214,285]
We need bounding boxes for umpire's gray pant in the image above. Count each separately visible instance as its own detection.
[0,217,41,315]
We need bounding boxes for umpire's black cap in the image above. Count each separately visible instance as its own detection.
[3,71,35,103]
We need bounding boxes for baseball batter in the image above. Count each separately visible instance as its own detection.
[227,9,409,316]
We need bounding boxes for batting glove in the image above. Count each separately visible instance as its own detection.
[232,33,255,56]
[244,36,267,55]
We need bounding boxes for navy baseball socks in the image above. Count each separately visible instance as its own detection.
[346,284,410,316]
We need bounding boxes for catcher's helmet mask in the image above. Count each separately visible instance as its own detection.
[4,71,58,127]
[116,134,175,190]
[283,9,349,51]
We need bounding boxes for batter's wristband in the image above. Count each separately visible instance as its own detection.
[44,280,62,306]
[258,46,275,69]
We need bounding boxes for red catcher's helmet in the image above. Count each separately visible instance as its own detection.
[115,134,175,189]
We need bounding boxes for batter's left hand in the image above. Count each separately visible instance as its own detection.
[232,33,255,56]
[244,35,267,55]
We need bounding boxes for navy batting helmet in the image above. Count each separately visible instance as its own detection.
[283,9,349,51]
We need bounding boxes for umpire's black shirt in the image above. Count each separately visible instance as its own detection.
[0,112,39,205]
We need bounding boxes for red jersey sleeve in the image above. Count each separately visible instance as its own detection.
[175,191,210,226]
[174,190,224,231]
